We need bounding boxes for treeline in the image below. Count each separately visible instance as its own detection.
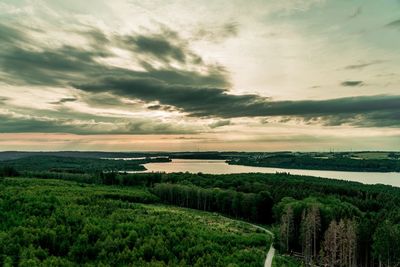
[4,170,164,186]
[228,154,400,172]
[155,172,400,213]
[21,171,97,184]
[0,166,19,178]
[0,155,148,173]
[152,183,273,223]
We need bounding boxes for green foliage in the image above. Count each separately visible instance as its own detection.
[274,196,361,226]
[0,166,19,178]
[0,155,146,173]
[272,254,302,267]
[153,183,273,223]
[157,172,400,213]
[2,158,400,266]
[153,172,400,266]
[372,220,400,265]
[0,178,269,266]
[228,154,400,172]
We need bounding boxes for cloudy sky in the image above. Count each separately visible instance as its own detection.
[0,0,399,151]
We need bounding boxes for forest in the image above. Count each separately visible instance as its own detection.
[1,156,400,266]
[0,155,170,174]
[228,153,400,172]
[0,178,270,266]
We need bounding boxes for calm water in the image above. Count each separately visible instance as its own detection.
[138,159,400,187]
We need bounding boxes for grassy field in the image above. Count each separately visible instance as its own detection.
[350,151,397,160]
[0,178,270,266]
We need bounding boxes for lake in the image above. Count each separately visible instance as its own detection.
[138,159,400,187]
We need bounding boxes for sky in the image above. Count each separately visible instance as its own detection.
[0,0,399,151]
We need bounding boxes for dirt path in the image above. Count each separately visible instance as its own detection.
[249,224,275,267]
[264,243,275,267]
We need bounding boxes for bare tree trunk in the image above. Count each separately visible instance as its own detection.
[280,205,294,253]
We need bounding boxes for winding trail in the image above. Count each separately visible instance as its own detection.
[220,215,275,267]
[219,217,275,267]
[249,224,275,267]
[264,243,275,267]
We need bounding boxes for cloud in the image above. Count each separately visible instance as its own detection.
[223,22,239,36]
[341,81,364,87]
[0,45,110,86]
[146,104,176,112]
[82,93,138,108]
[319,111,400,128]
[386,19,400,28]
[344,60,384,70]
[118,32,187,63]
[1,22,400,131]
[209,120,231,129]
[0,96,9,103]
[80,28,110,49]
[0,25,229,89]
[115,27,208,66]
[353,111,400,127]
[193,21,239,42]
[0,110,197,135]
[0,22,28,46]
[50,97,77,104]
[76,74,400,127]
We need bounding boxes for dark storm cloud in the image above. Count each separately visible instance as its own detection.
[74,74,400,126]
[0,27,228,89]
[341,81,364,87]
[0,23,28,46]
[117,30,188,63]
[0,45,110,86]
[1,23,400,129]
[72,76,269,117]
